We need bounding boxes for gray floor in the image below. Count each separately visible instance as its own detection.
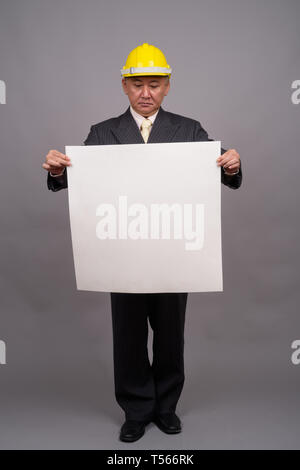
[1,324,299,450]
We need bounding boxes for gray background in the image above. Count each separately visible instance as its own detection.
[0,0,299,449]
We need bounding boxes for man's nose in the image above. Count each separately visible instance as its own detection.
[141,86,151,98]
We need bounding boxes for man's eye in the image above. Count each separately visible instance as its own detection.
[134,85,158,88]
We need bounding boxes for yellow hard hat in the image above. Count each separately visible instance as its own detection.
[121,43,172,78]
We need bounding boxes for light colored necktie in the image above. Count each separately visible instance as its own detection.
[140,118,152,143]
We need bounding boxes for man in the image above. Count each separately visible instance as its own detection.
[42,43,242,443]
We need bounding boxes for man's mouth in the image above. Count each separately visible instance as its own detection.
[139,103,152,106]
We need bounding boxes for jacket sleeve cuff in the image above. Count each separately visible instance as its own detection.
[47,168,68,192]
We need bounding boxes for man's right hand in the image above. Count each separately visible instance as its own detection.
[42,150,71,176]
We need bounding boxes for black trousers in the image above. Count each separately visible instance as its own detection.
[110,292,188,421]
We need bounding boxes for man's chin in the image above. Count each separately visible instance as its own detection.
[136,104,157,116]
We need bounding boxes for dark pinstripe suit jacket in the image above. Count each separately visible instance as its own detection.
[47,105,242,192]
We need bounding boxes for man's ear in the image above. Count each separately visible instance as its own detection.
[121,78,128,95]
[164,79,170,96]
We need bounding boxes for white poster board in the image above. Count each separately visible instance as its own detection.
[66,141,222,293]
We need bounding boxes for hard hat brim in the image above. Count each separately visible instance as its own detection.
[121,66,172,78]
[122,73,171,78]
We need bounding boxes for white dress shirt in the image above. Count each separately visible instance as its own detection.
[130,105,159,131]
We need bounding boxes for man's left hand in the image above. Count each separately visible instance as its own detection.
[216,149,241,175]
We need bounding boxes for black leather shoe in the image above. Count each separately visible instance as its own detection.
[119,420,147,442]
[153,412,182,434]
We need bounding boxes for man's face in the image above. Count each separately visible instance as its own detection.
[121,76,170,117]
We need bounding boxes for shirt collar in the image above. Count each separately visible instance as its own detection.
[130,105,159,129]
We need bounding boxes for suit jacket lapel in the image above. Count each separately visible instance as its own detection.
[147,106,180,143]
[111,106,180,144]
[111,107,144,144]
